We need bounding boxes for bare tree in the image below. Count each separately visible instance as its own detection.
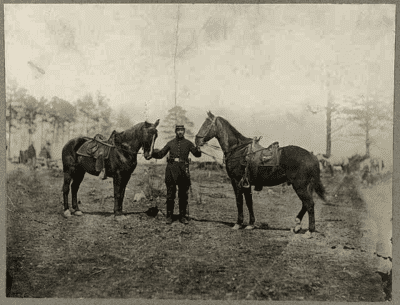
[114,108,134,131]
[173,4,181,110]
[48,97,76,146]
[6,80,27,155]
[20,95,43,145]
[340,94,392,156]
[161,106,195,140]
[305,61,350,157]
[95,91,113,136]
[76,94,97,136]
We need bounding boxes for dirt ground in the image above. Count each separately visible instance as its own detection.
[6,162,390,300]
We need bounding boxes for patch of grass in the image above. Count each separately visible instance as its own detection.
[7,169,44,203]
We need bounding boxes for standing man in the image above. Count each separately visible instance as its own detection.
[152,125,202,224]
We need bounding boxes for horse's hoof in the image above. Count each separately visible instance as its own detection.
[245,225,255,230]
[74,210,83,216]
[232,224,241,230]
[63,210,72,218]
[295,218,301,225]
[294,224,302,233]
[302,231,313,239]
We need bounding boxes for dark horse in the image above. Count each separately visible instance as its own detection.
[195,112,326,235]
[62,120,159,218]
[20,144,36,169]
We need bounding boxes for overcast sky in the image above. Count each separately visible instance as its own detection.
[4,4,395,159]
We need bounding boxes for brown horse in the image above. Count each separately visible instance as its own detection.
[61,120,159,218]
[195,112,326,235]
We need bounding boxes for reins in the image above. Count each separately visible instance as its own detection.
[198,116,273,163]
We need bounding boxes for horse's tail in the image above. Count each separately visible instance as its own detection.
[311,176,326,202]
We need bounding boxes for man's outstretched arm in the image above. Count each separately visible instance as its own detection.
[152,144,170,159]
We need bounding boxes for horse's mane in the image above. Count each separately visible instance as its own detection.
[120,122,146,141]
[217,116,252,142]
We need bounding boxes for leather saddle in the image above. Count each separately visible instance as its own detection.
[240,137,281,190]
[246,138,280,167]
[76,131,116,159]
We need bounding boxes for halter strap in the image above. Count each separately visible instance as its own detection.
[196,116,217,139]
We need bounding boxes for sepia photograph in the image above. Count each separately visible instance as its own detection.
[4,3,394,301]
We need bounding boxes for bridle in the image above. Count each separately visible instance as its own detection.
[195,116,253,163]
[195,116,217,141]
[118,128,157,158]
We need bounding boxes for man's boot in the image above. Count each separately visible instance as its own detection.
[179,201,188,225]
[166,200,174,224]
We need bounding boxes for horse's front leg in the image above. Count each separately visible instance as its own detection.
[231,179,244,230]
[62,172,72,217]
[113,173,130,217]
[243,188,255,230]
[71,170,85,216]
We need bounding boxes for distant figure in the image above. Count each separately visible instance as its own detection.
[26,144,37,170]
[39,141,52,168]
[151,125,202,224]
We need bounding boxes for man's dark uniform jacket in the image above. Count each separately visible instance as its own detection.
[152,137,202,187]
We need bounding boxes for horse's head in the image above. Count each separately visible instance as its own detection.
[195,111,218,147]
[142,119,159,160]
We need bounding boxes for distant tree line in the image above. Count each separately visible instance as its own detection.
[6,80,135,158]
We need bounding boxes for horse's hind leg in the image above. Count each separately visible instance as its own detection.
[62,172,72,217]
[243,188,255,230]
[292,182,316,234]
[71,170,85,216]
[294,206,307,233]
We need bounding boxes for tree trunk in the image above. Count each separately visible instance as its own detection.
[61,123,64,144]
[8,103,12,157]
[41,118,44,148]
[366,123,370,157]
[28,125,32,146]
[325,90,333,158]
[173,5,180,118]
[52,121,57,147]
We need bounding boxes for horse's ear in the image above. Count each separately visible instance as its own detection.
[154,119,160,128]
[207,111,215,120]
[144,121,151,128]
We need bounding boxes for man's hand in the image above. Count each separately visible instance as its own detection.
[152,149,160,156]
[196,146,201,152]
